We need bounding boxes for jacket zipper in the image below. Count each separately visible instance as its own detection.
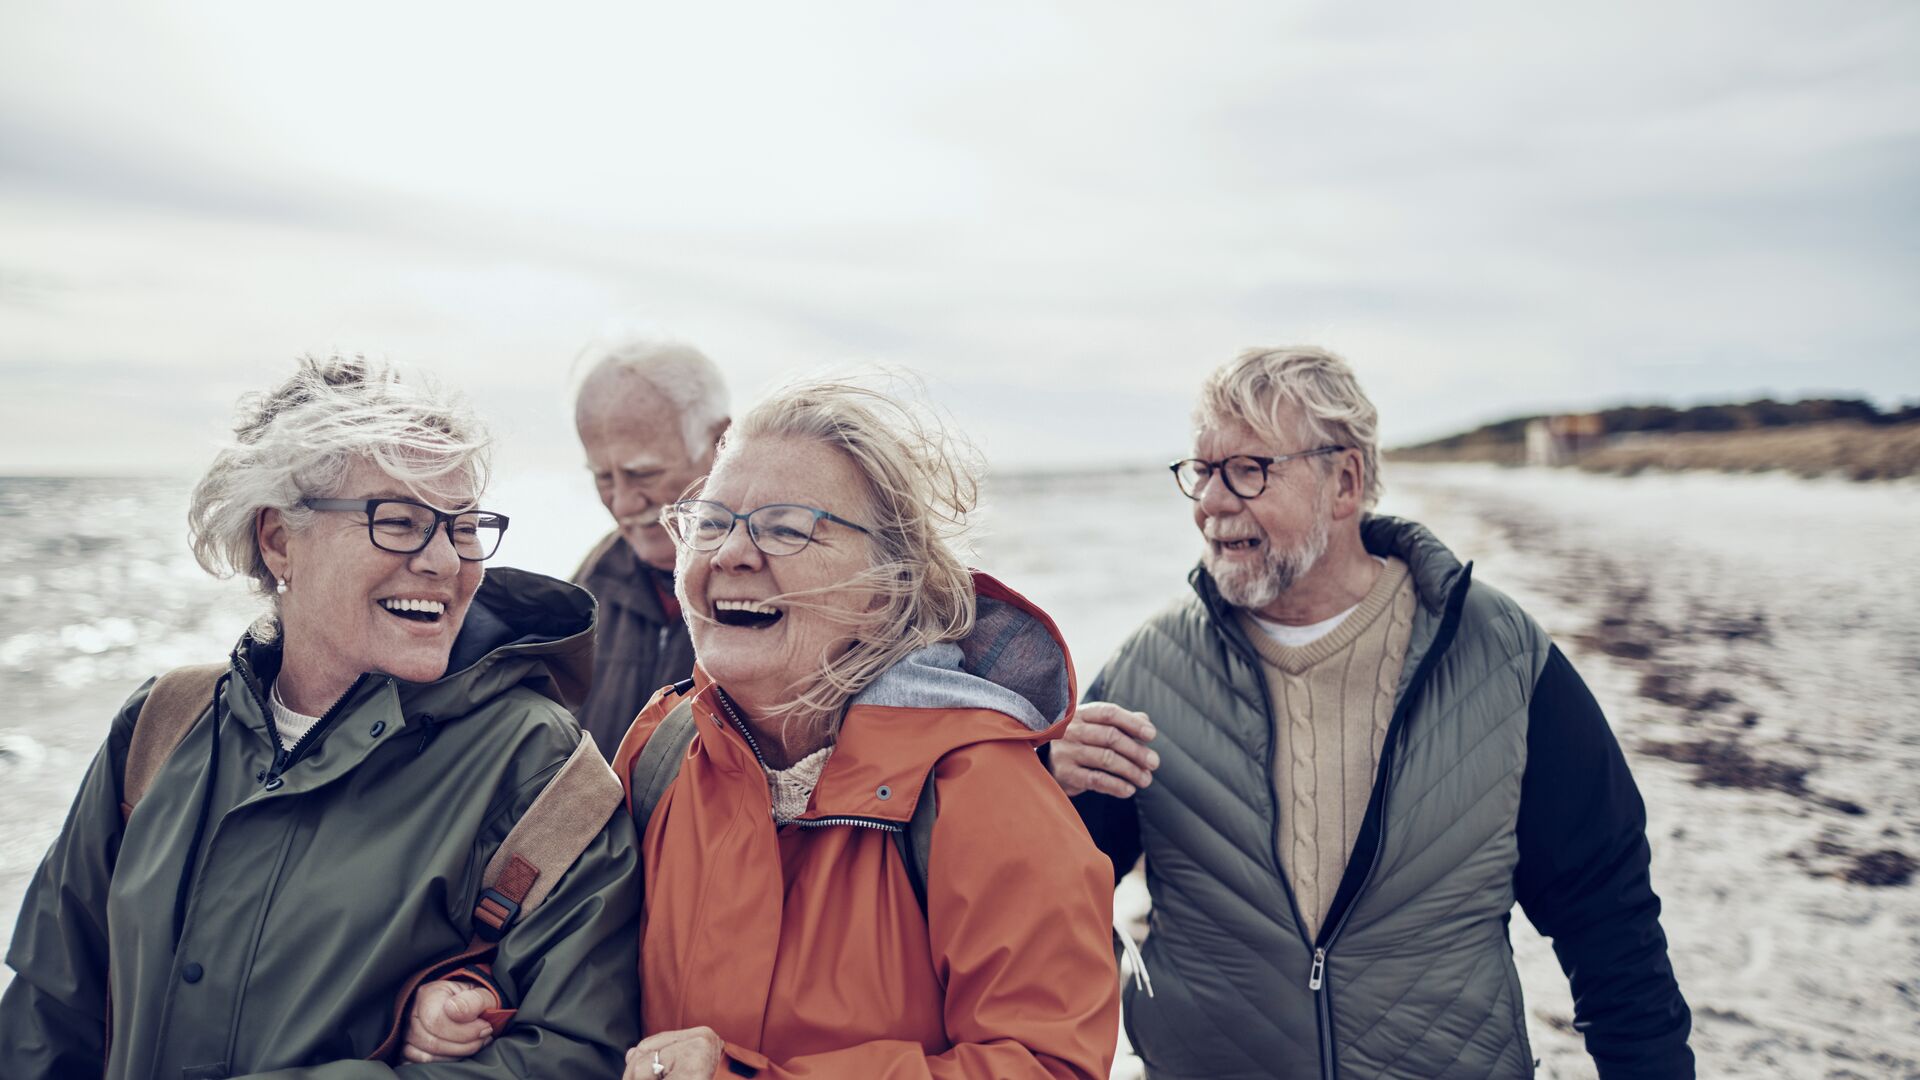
[1302,568,1473,1080]
[263,673,373,785]
[710,689,902,834]
[710,687,770,767]
[791,815,903,833]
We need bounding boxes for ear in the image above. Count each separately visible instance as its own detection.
[701,418,731,465]
[257,507,293,581]
[1328,450,1366,522]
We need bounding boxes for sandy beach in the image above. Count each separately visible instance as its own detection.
[1354,465,1920,1079]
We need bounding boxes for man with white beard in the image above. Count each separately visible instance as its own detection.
[571,338,729,757]
[1051,347,1694,1079]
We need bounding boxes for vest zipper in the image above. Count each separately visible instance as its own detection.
[1303,566,1474,1080]
[1213,608,1323,962]
[1210,581,1334,1074]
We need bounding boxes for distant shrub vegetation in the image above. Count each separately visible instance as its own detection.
[1400,398,1920,454]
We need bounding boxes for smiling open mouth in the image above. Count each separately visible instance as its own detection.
[1215,537,1263,552]
[380,598,446,624]
[713,599,783,629]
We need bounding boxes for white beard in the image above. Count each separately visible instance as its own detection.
[1206,511,1331,610]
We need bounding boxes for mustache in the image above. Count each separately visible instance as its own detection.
[1203,524,1266,543]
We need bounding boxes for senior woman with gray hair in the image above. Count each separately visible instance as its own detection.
[408,379,1119,1079]
[0,356,640,1078]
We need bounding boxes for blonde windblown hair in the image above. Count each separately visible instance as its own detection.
[679,377,979,737]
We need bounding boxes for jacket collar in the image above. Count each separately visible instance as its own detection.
[1358,514,1468,617]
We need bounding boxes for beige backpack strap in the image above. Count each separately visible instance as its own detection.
[472,730,624,939]
[121,663,226,822]
[368,729,624,1061]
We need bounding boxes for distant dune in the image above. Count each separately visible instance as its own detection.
[1573,421,1920,481]
[1389,398,1920,481]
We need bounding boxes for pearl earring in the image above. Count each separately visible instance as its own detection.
[275,578,289,595]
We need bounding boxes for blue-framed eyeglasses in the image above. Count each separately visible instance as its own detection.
[662,499,872,556]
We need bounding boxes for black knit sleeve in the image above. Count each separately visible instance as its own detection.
[1515,644,1695,1079]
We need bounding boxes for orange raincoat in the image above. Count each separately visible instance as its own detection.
[612,573,1118,1079]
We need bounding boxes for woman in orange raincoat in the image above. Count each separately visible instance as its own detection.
[409,380,1118,1079]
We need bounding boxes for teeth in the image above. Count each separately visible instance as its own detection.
[380,598,446,614]
[713,599,780,615]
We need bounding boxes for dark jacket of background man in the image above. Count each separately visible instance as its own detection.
[567,336,729,756]
[572,531,695,753]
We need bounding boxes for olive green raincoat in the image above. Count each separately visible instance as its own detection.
[0,567,641,1080]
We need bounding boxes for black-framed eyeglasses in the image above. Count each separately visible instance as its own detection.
[662,499,871,557]
[1169,446,1347,500]
[301,498,510,561]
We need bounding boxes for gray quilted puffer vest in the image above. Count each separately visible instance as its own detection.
[1100,516,1550,1080]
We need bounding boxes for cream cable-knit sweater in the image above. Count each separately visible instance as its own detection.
[1236,557,1416,939]
[766,744,835,822]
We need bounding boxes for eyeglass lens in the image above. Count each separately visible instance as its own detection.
[368,501,505,560]
[671,502,819,556]
[1175,457,1269,499]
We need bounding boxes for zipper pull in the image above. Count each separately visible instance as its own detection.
[1308,947,1326,991]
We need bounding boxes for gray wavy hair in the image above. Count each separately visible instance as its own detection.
[682,377,980,736]
[1195,345,1384,509]
[187,355,492,642]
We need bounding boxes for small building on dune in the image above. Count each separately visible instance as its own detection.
[1525,414,1607,466]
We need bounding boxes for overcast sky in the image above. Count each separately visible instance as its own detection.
[2,1,1915,476]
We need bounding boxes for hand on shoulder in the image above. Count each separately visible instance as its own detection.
[1049,701,1159,798]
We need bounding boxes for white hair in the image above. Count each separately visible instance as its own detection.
[187,355,492,641]
[1195,345,1384,509]
[574,337,730,458]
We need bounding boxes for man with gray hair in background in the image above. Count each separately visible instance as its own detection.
[571,337,729,756]
[1052,347,1693,1078]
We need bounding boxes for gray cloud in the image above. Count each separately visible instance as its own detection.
[0,1,1914,472]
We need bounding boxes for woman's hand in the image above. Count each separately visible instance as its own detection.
[399,978,497,1063]
[624,1026,725,1079]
